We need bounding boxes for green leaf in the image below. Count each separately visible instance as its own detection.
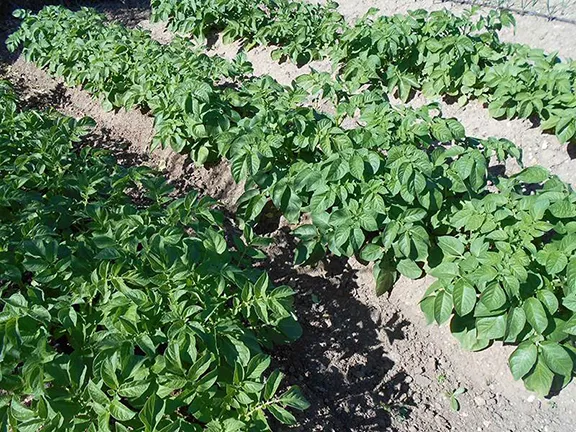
[504,306,526,342]
[480,283,507,312]
[349,154,364,180]
[431,122,453,142]
[264,370,283,400]
[523,298,549,334]
[453,279,476,316]
[420,295,436,325]
[373,260,397,296]
[566,258,576,294]
[437,236,465,257]
[110,400,136,421]
[476,314,506,340]
[434,291,453,325]
[429,262,459,279]
[87,380,109,406]
[279,387,310,411]
[118,381,150,399]
[544,250,567,274]
[509,342,537,380]
[397,259,422,279]
[540,341,573,376]
[268,404,296,425]
[523,359,554,397]
[537,290,558,315]
[556,118,576,144]
[359,244,383,262]
[139,394,165,432]
[514,166,549,184]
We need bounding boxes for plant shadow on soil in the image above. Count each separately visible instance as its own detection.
[260,228,414,431]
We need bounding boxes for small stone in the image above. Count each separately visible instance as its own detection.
[474,396,486,406]
[542,142,548,150]
[483,421,491,428]
[527,395,536,403]
[414,374,432,388]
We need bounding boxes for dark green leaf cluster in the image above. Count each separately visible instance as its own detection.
[152,0,576,144]
[7,7,252,164]
[420,168,576,396]
[0,83,307,431]
[8,7,576,396]
[150,0,344,64]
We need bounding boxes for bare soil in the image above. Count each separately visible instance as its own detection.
[2,1,576,431]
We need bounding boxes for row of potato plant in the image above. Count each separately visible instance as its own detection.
[151,0,576,145]
[8,7,576,396]
[0,81,307,431]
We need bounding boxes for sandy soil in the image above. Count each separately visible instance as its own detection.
[2,1,576,431]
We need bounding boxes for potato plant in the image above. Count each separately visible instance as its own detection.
[150,0,344,64]
[0,82,307,431]
[7,7,251,164]
[8,7,576,397]
[152,0,576,144]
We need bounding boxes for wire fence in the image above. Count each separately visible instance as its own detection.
[442,0,576,22]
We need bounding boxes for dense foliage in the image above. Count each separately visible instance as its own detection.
[0,81,307,431]
[7,5,576,397]
[151,0,576,145]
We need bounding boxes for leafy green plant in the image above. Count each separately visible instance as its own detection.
[8,6,576,397]
[150,0,344,64]
[7,7,252,164]
[446,387,467,411]
[420,168,576,396]
[152,0,576,144]
[0,82,307,431]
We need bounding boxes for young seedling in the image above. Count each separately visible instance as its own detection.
[446,387,467,412]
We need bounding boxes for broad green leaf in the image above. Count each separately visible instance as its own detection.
[523,359,554,397]
[566,258,576,294]
[373,260,396,296]
[480,283,507,312]
[429,262,459,279]
[87,381,109,407]
[139,394,165,432]
[434,291,453,325]
[476,314,506,340]
[514,166,549,184]
[509,342,537,380]
[504,306,526,342]
[279,387,310,411]
[397,259,422,279]
[453,279,476,316]
[437,236,465,257]
[523,298,549,334]
[110,400,136,421]
[349,154,364,180]
[268,404,296,425]
[420,296,436,325]
[544,250,567,274]
[264,370,283,400]
[359,244,383,262]
[540,341,573,376]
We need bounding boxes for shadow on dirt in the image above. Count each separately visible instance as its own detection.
[261,229,414,431]
[82,127,150,167]
[13,81,71,111]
